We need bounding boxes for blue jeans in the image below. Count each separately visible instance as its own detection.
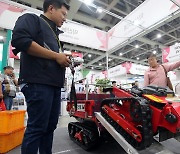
[21,83,61,154]
[4,96,13,110]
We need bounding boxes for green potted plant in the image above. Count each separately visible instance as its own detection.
[95,78,111,93]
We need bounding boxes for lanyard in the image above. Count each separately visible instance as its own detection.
[41,17,62,53]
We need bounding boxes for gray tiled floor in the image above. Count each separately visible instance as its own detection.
[7,116,126,154]
[6,116,180,154]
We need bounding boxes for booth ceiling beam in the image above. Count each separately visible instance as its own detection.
[64,44,104,55]
[108,10,180,55]
[132,24,180,58]
[164,39,177,45]
[137,37,166,48]
[98,0,119,20]
[94,0,128,16]
[74,12,113,29]
[84,10,180,68]
[157,28,180,41]
[120,38,165,56]
[123,0,137,8]
[2,0,180,71]
[83,52,146,68]
[67,0,82,20]
[64,44,146,66]
[86,63,104,69]
[170,0,180,8]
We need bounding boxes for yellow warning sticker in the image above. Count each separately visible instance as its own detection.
[144,95,164,103]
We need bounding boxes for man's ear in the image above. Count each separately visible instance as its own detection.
[48,5,54,14]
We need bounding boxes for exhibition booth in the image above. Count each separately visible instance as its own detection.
[0,0,179,113]
[0,0,180,153]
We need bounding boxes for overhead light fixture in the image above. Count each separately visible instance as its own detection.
[135,45,139,48]
[91,67,94,69]
[88,54,92,58]
[153,50,157,54]
[97,7,103,13]
[99,63,102,66]
[80,0,93,5]
[119,53,123,56]
[0,36,4,40]
[108,58,112,61]
[157,34,162,38]
[136,57,139,60]
[78,0,145,30]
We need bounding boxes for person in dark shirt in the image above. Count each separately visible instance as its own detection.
[110,81,117,97]
[132,80,139,89]
[11,0,70,153]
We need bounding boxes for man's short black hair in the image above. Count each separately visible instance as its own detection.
[3,66,14,70]
[43,0,70,13]
[147,53,156,59]
[112,81,116,84]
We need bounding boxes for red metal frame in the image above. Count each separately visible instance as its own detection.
[67,87,180,143]
[103,104,142,142]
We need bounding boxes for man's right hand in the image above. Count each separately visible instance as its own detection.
[55,53,71,67]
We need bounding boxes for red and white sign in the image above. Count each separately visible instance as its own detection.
[162,43,180,63]
[71,52,83,58]
[0,0,179,53]
[0,1,107,51]
[108,64,127,78]
[127,63,148,75]
[59,21,107,51]
[9,46,19,59]
[108,62,148,77]
[107,0,179,50]
[0,1,40,30]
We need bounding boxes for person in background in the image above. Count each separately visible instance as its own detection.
[110,81,117,97]
[93,88,97,94]
[112,81,117,87]
[144,53,180,87]
[132,80,139,89]
[0,66,18,110]
[75,80,85,93]
[11,0,71,153]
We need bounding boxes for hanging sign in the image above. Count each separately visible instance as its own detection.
[162,43,180,63]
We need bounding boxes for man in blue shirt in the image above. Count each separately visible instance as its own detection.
[12,0,71,153]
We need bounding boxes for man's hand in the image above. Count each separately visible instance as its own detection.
[55,53,71,67]
[11,73,15,79]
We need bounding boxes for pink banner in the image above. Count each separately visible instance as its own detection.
[9,46,19,59]
[162,47,170,63]
[0,2,24,15]
[121,62,132,74]
[71,52,83,58]
[162,43,180,63]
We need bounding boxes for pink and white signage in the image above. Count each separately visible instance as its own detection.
[59,21,107,51]
[162,43,180,63]
[0,1,107,51]
[0,0,179,53]
[107,0,179,50]
[108,64,127,78]
[108,62,148,77]
[127,63,148,75]
[9,45,19,59]
[0,1,41,30]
